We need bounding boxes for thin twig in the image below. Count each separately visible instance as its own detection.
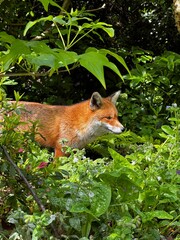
[0,63,79,78]
[1,145,59,238]
[2,146,45,210]
[0,71,48,78]
[87,4,106,12]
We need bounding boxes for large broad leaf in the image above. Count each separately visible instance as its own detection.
[109,148,134,170]
[70,181,111,218]
[25,53,57,69]
[90,181,111,218]
[27,41,54,54]
[79,51,106,88]
[100,49,130,75]
[24,41,78,70]
[0,39,31,71]
[55,49,78,67]
[25,47,78,71]
[79,50,124,88]
[0,32,16,44]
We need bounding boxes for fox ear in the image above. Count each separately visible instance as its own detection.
[90,92,103,110]
[110,91,121,105]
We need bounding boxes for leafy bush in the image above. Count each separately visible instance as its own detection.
[0,5,129,91]
[117,49,180,138]
[0,91,179,239]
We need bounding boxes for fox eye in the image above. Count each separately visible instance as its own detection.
[106,116,112,120]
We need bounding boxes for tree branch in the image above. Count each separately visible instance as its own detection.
[0,64,79,79]
[60,0,72,14]
[173,0,180,32]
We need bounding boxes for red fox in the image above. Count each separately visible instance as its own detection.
[9,91,124,157]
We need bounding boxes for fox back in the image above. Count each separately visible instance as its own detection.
[8,91,124,157]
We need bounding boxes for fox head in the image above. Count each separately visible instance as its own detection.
[88,91,124,136]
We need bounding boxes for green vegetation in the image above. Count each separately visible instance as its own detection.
[0,0,180,239]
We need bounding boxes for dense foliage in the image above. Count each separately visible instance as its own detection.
[0,0,180,239]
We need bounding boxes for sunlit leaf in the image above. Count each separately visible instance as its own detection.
[161,125,174,135]
[142,210,173,223]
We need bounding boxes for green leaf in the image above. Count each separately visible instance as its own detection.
[0,39,31,70]
[100,49,130,75]
[109,148,134,170]
[79,51,107,88]
[142,210,173,223]
[27,41,53,54]
[38,0,49,11]
[79,48,129,88]
[161,125,174,135]
[70,182,111,218]
[0,32,15,44]
[167,55,175,71]
[23,15,53,36]
[56,50,78,67]
[25,53,57,68]
[93,22,114,37]
[90,182,111,217]
[159,132,168,139]
[53,16,67,25]
[25,48,78,70]
[38,0,61,11]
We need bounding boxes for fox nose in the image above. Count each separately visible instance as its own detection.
[121,126,125,132]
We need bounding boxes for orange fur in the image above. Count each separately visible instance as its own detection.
[11,91,124,157]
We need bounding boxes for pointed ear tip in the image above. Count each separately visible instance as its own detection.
[92,91,100,96]
[111,90,121,97]
[116,90,121,95]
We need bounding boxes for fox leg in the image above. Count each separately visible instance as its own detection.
[54,147,64,158]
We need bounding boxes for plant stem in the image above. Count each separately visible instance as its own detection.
[54,22,67,50]
[68,28,93,50]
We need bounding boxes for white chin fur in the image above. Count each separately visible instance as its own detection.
[105,124,124,134]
